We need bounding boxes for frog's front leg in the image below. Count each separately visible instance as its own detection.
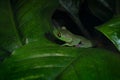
[61,43,73,47]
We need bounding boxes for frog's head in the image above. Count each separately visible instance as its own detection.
[53,26,72,42]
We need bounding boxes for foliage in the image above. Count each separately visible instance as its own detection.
[0,0,120,80]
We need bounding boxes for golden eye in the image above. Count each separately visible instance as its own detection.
[57,32,61,37]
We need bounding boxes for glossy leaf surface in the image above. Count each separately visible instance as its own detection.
[96,16,120,51]
[0,44,120,80]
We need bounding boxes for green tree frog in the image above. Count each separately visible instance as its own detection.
[53,26,93,48]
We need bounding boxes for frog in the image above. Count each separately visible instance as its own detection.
[53,26,93,48]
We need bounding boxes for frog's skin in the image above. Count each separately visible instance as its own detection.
[53,26,93,48]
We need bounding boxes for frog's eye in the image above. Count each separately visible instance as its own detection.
[57,32,61,37]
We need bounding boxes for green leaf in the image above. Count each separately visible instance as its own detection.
[0,0,59,52]
[96,16,120,51]
[57,49,120,80]
[87,0,115,21]
[0,41,80,80]
[0,43,120,80]
[11,0,59,43]
[0,0,22,52]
